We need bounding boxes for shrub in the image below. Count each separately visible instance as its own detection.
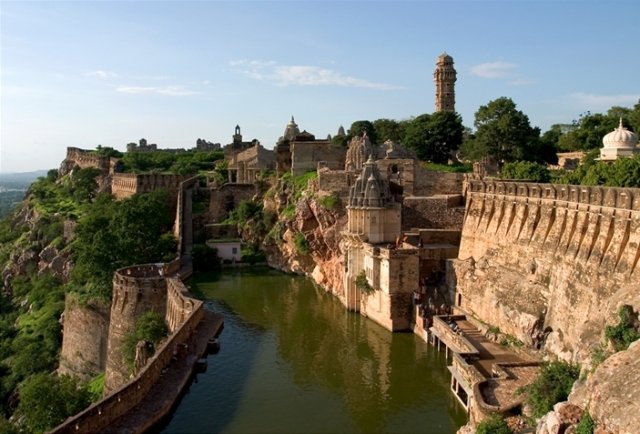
[293,232,310,255]
[476,414,513,434]
[123,311,168,371]
[605,304,639,351]
[519,360,580,418]
[575,411,595,434]
[317,193,340,210]
[355,270,374,294]
[192,244,219,271]
[501,161,551,183]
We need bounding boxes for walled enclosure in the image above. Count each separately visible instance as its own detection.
[51,268,206,434]
[111,173,189,201]
[291,141,347,176]
[451,180,640,363]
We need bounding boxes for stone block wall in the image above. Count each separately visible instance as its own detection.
[208,183,256,222]
[413,168,465,197]
[104,265,168,393]
[51,276,204,434]
[453,180,640,363]
[61,147,114,175]
[58,296,110,381]
[291,141,346,176]
[317,167,353,199]
[402,195,465,230]
[111,173,189,201]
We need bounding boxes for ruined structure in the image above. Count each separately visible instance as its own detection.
[59,147,119,176]
[434,53,457,113]
[227,143,276,183]
[276,117,346,176]
[127,138,158,153]
[224,125,259,159]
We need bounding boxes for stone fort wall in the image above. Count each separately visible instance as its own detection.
[58,297,110,381]
[402,195,465,231]
[111,173,189,201]
[51,273,203,434]
[104,264,170,393]
[451,180,640,363]
[208,183,256,222]
[62,147,118,175]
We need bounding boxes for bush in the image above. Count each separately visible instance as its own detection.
[192,244,219,271]
[293,232,310,255]
[317,193,340,210]
[605,304,639,351]
[476,414,513,434]
[355,270,374,294]
[576,411,595,434]
[123,310,168,371]
[17,373,91,433]
[519,360,580,418]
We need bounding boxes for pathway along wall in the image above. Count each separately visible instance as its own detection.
[450,180,640,363]
[51,270,204,434]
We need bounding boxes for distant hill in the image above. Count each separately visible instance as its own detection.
[0,169,48,217]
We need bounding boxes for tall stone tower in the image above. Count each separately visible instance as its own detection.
[434,53,457,112]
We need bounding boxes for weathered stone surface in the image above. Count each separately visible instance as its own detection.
[569,341,640,434]
[39,245,58,263]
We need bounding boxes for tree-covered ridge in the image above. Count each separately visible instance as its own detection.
[119,149,224,174]
[0,166,177,432]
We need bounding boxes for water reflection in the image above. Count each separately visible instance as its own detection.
[161,268,465,433]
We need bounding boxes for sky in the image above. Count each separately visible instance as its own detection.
[2,0,639,173]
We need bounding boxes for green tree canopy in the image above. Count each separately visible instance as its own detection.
[500,161,551,183]
[17,373,91,433]
[403,112,464,164]
[348,120,378,145]
[462,97,542,165]
[70,191,175,298]
[372,118,407,144]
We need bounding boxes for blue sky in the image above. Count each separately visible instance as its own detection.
[2,0,639,173]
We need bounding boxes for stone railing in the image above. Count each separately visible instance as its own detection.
[50,280,204,434]
[432,315,479,355]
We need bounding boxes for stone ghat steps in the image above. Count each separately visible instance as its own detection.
[97,311,223,434]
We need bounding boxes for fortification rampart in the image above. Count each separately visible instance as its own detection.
[58,296,110,381]
[104,264,169,393]
[50,277,204,434]
[209,183,256,222]
[61,147,117,175]
[173,177,198,258]
[111,173,190,200]
[402,195,465,230]
[452,180,640,363]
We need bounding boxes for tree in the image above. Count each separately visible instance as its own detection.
[500,161,551,183]
[558,112,618,152]
[519,360,579,418]
[17,373,91,433]
[403,112,464,163]
[373,118,407,143]
[462,97,541,165]
[348,120,378,145]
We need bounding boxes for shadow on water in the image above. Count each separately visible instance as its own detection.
[161,267,466,434]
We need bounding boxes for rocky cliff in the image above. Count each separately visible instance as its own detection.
[261,176,348,302]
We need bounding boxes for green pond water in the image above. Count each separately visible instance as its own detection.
[161,267,466,433]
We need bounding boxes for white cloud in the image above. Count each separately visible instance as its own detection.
[569,92,639,107]
[85,70,118,79]
[230,59,403,90]
[116,85,199,96]
[508,77,536,86]
[470,61,517,79]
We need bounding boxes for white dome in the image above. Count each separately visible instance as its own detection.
[602,119,638,149]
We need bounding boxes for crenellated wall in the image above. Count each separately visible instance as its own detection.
[104,264,169,393]
[61,147,118,175]
[51,275,205,434]
[451,180,640,363]
[111,173,190,201]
